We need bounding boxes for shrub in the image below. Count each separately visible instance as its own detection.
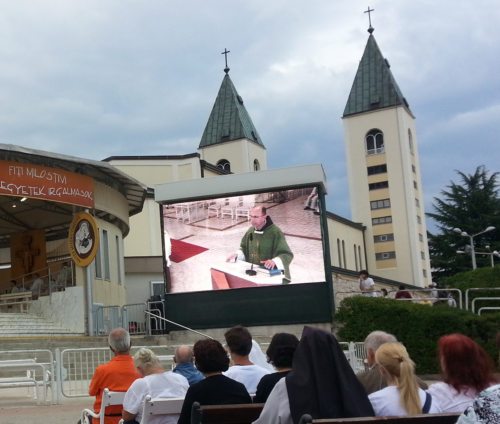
[335,296,500,374]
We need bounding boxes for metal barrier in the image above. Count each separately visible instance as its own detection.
[471,297,500,315]
[478,307,500,315]
[56,346,174,398]
[339,341,366,373]
[465,287,500,311]
[94,305,121,335]
[122,303,147,335]
[0,349,56,404]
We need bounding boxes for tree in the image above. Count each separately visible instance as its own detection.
[427,166,500,281]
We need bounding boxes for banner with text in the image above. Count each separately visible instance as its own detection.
[0,160,94,208]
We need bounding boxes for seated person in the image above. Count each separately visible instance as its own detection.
[457,383,500,424]
[368,342,441,416]
[254,327,374,423]
[88,328,140,424]
[10,279,22,293]
[173,345,204,386]
[223,325,271,394]
[395,285,412,299]
[254,333,299,403]
[357,331,427,395]
[178,339,251,424]
[428,333,497,412]
[122,348,189,424]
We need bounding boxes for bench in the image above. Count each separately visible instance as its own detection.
[298,412,461,424]
[0,291,32,312]
[190,402,264,424]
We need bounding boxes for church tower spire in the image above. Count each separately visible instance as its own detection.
[198,51,267,173]
[342,23,431,287]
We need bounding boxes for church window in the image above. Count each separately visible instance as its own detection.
[342,240,346,269]
[408,129,414,155]
[367,164,387,175]
[253,159,260,171]
[369,181,389,190]
[370,199,390,210]
[374,234,394,243]
[217,159,231,172]
[375,251,396,260]
[372,216,392,225]
[365,129,384,155]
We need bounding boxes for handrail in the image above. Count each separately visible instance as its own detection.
[465,287,500,311]
[144,310,213,340]
[478,307,500,316]
[471,297,500,314]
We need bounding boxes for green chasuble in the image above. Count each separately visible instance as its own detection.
[240,221,293,282]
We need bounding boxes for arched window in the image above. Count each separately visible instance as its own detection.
[408,129,414,155]
[365,129,384,155]
[216,159,231,172]
[253,159,260,171]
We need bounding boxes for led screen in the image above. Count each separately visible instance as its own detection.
[161,186,326,293]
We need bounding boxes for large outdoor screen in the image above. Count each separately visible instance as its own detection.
[161,186,327,293]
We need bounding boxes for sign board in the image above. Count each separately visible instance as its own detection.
[0,160,94,208]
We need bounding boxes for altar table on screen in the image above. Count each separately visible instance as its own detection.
[210,261,284,290]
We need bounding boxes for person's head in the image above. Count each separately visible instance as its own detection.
[134,348,162,376]
[224,325,252,357]
[398,284,406,290]
[359,270,369,279]
[380,288,388,297]
[375,342,421,415]
[193,339,230,374]
[249,206,267,231]
[266,333,299,369]
[438,333,496,393]
[174,345,194,365]
[364,331,397,366]
[108,327,131,355]
[10,279,17,286]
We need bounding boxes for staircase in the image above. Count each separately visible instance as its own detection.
[0,312,74,337]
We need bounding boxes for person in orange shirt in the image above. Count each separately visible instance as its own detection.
[88,328,140,424]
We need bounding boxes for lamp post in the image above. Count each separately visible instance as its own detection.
[453,226,496,270]
[456,248,500,268]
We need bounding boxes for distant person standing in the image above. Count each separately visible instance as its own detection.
[359,270,376,297]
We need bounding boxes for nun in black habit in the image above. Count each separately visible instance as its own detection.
[253,326,374,424]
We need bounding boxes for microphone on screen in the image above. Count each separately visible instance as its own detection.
[245,233,257,276]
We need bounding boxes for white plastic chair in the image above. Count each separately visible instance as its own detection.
[141,396,185,423]
[81,388,126,424]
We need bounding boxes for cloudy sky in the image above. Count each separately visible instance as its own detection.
[0,0,498,232]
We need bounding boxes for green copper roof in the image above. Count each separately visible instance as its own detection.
[343,34,412,117]
[199,74,264,148]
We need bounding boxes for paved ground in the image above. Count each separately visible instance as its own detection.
[0,387,92,424]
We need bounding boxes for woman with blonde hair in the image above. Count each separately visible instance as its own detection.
[368,342,441,416]
[122,348,189,424]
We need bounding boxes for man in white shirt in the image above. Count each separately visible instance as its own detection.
[223,325,271,394]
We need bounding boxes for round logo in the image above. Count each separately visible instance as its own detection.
[68,212,99,267]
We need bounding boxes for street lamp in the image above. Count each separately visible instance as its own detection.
[453,226,496,269]
[456,248,500,268]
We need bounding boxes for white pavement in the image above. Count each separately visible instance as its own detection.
[0,387,93,424]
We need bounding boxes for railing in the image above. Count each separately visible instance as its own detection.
[478,307,500,315]
[55,346,174,398]
[471,297,500,315]
[0,349,56,404]
[339,342,366,373]
[465,287,500,311]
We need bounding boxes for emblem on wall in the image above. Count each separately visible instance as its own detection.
[68,212,99,267]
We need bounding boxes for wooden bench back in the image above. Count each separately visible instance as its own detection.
[299,412,460,424]
[191,402,264,424]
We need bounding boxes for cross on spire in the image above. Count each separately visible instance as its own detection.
[221,48,231,74]
[364,6,375,34]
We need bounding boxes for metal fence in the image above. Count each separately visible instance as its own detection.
[55,346,175,398]
[93,303,151,336]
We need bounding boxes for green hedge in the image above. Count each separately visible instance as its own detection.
[335,296,500,374]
